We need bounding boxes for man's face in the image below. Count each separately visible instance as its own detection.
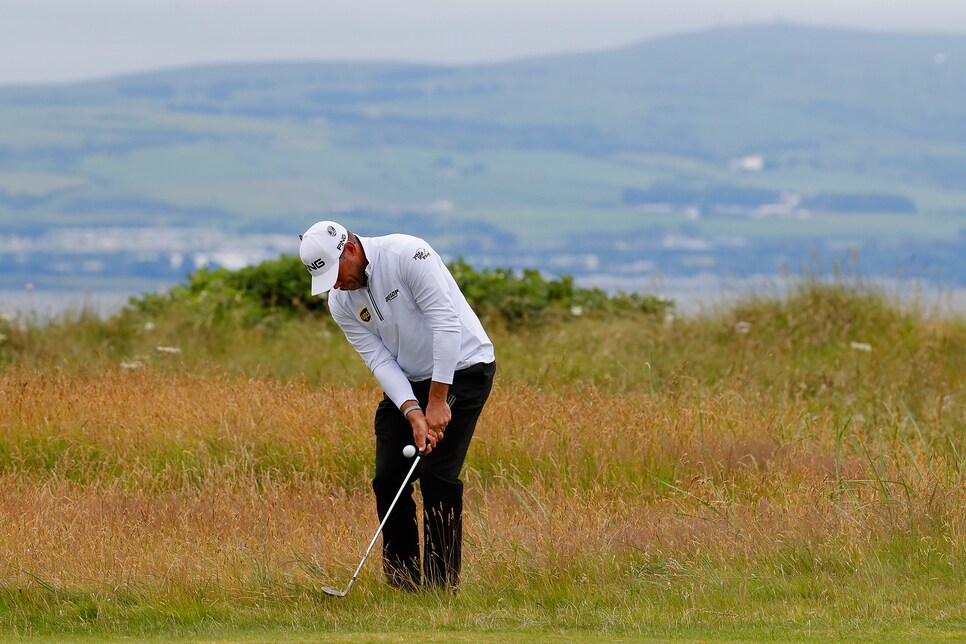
[333,241,367,291]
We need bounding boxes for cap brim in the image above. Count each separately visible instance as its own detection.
[310,266,339,295]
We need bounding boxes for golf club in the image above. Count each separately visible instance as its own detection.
[321,395,455,598]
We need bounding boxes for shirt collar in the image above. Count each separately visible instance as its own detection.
[359,235,376,280]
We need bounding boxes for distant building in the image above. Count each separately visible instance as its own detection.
[729,155,765,172]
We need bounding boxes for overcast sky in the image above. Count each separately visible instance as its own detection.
[1,0,964,86]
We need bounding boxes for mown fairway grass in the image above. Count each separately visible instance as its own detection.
[0,284,963,640]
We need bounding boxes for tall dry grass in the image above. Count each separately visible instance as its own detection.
[0,284,963,636]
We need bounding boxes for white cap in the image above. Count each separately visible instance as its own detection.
[299,221,348,295]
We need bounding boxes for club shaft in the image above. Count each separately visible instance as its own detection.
[343,453,421,591]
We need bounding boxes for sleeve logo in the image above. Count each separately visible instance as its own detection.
[413,248,431,260]
[358,307,372,322]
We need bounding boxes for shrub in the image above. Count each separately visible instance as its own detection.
[447,258,670,323]
[125,255,672,328]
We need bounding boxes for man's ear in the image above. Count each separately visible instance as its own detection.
[348,239,364,259]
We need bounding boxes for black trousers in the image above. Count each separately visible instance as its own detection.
[372,361,495,590]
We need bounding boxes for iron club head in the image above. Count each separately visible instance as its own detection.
[321,585,349,597]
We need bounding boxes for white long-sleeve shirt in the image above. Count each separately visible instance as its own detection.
[329,234,494,408]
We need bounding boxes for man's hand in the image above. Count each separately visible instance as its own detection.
[424,398,452,442]
[424,381,452,444]
[402,399,438,455]
[401,383,452,455]
[410,413,436,455]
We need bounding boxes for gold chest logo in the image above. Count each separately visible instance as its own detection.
[358,307,371,322]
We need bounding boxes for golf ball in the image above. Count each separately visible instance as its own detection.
[402,444,417,458]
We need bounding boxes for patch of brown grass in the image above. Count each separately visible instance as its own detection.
[0,366,961,606]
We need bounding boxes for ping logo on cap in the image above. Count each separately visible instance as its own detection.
[304,258,326,271]
[358,307,371,322]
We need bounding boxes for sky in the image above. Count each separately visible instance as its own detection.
[1,0,965,86]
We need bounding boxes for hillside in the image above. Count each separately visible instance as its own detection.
[0,24,964,299]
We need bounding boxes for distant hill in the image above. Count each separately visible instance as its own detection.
[7,25,965,168]
[0,24,964,297]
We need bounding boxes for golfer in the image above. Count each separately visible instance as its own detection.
[299,220,496,591]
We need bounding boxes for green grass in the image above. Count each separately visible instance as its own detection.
[3,565,963,640]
